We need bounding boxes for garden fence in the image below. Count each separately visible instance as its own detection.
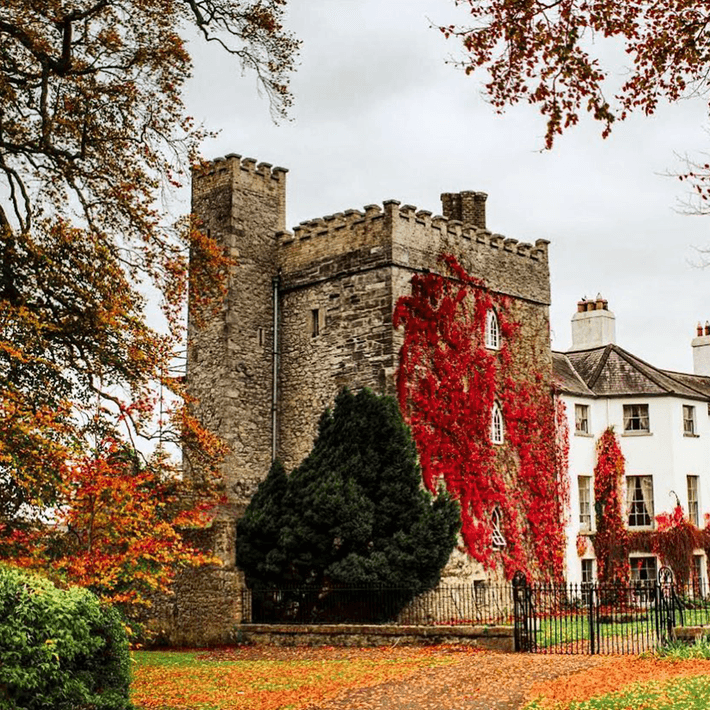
[241,568,708,655]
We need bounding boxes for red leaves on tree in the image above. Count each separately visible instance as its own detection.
[6,439,220,606]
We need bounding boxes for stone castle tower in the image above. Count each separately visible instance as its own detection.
[166,153,553,645]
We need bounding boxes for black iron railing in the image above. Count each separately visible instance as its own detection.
[241,583,515,626]
[241,568,704,655]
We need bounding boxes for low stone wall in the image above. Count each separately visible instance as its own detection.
[238,624,514,652]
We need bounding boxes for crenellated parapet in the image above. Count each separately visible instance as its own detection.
[193,153,288,184]
[277,197,550,304]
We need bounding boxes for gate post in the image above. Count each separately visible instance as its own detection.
[655,566,676,646]
[513,571,534,652]
[587,582,597,654]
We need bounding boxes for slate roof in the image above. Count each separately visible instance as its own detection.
[552,344,710,401]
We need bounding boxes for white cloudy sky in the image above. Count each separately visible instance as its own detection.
[184,0,710,374]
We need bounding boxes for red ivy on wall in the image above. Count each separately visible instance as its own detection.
[651,506,702,584]
[393,255,569,582]
[592,428,630,587]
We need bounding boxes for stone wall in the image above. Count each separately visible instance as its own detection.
[238,623,514,652]
[189,155,286,510]
[277,261,395,470]
[176,152,554,646]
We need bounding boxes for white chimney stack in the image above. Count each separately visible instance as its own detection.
[568,294,616,352]
[692,321,710,375]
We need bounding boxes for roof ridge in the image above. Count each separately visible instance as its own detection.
[552,352,596,396]
[661,368,710,400]
[587,344,614,389]
[609,344,674,394]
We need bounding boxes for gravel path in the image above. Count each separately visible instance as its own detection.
[308,651,614,710]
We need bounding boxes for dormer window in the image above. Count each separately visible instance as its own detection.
[485,310,500,350]
[491,402,504,444]
[491,506,506,548]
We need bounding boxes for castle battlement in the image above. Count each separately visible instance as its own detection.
[276,196,549,286]
[193,153,288,183]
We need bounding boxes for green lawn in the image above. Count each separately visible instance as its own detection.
[523,674,710,710]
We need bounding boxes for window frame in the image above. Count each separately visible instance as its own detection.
[687,475,700,527]
[623,403,650,434]
[630,554,658,585]
[581,558,595,585]
[575,404,590,435]
[626,475,654,529]
[490,402,504,444]
[485,309,501,350]
[683,405,697,437]
[578,475,593,532]
[692,554,705,596]
[491,506,506,548]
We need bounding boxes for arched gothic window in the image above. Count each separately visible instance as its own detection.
[491,402,504,444]
[485,309,500,350]
[491,506,506,548]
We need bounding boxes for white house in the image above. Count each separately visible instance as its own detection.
[554,297,710,587]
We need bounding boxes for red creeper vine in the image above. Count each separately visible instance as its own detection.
[394,255,569,582]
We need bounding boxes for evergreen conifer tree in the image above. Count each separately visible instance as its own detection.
[236,388,460,621]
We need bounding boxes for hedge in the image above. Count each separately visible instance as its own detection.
[0,565,132,710]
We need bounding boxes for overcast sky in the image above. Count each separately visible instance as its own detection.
[184,0,710,374]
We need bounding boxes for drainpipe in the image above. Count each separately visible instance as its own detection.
[271,271,280,461]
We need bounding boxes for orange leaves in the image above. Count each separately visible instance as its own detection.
[6,438,219,607]
[131,646,462,710]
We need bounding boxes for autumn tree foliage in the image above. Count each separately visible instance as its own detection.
[441,0,710,205]
[237,388,460,620]
[0,1,298,601]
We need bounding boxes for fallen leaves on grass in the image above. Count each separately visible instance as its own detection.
[131,645,479,710]
[525,656,710,708]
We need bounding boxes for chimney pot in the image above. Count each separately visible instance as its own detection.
[577,300,586,313]
[705,321,710,336]
[698,322,704,337]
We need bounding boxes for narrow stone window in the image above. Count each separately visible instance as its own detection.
[491,506,506,548]
[257,327,265,347]
[311,308,321,338]
[485,309,500,350]
[491,402,504,444]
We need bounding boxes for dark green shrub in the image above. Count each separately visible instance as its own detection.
[0,565,132,710]
[237,387,460,621]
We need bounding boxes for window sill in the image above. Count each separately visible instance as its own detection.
[578,529,595,536]
[628,526,655,532]
[622,431,652,437]
[574,432,594,438]
[684,433,700,438]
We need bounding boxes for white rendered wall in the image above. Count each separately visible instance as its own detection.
[563,394,710,585]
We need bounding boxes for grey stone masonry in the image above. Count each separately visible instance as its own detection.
[172,152,553,646]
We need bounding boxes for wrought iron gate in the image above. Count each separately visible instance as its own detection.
[513,567,684,654]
